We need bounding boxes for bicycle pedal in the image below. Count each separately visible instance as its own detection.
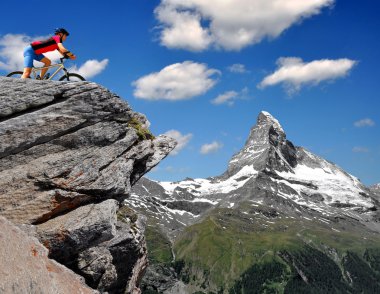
[36,75,41,80]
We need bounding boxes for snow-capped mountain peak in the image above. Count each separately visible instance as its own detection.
[129,111,379,239]
[225,111,296,178]
[129,111,380,293]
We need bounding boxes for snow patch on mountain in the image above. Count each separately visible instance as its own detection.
[190,198,218,205]
[276,162,373,209]
[127,193,201,228]
[261,111,283,130]
[160,165,258,196]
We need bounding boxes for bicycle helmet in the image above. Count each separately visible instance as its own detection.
[54,28,70,36]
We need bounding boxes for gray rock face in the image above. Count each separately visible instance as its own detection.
[370,184,380,198]
[141,264,178,293]
[0,77,175,225]
[0,77,176,293]
[0,216,98,294]
[76,209,148,294]
[36,199,119,265]
[225,111,297,177]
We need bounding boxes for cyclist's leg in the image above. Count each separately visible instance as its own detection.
[21,67,32,79]
[39,57,51,79]
[21,46,34,79]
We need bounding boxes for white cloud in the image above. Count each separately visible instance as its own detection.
[211,91,238,106]
[155,5,212,51]
[0,34,35,71]
[0,33,108,78]
[354,118,375,128]
[155,0,334,51]
[42,51,65,62]
[200,141,223,155]
[133,61,220,100]
[211,87,249,106]
[258,57,357,94]
[163,129,193,155]
[353,147,369,153]
[228,63,249,74]
[69,59,109,79]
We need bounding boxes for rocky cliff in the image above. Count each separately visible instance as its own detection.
[0,77,176,293]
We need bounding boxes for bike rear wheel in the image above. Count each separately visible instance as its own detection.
[6,71,24,78]
[59,73,86,81]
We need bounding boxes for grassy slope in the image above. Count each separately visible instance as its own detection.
[145,222,173,265]
[172,203,380,293]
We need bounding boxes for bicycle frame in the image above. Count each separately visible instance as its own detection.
[30,58,68,80]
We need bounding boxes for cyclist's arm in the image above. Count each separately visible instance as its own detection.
[57,43,76,60]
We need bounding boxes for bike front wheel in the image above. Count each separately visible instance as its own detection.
[59,73,86,81]
[6,71,24,78]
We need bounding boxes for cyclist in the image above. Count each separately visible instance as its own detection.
[21,28,76,79]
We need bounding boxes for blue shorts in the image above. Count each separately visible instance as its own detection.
[23,45,45,68]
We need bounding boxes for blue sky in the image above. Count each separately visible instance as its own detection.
[0,0,379,186]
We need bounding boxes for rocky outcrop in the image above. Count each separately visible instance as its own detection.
[141,264,179,293]
[0,77,176,293]
[0,216,97,294]
[75,205,148,293]
[36,199,119,265]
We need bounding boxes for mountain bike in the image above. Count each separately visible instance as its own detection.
[6,56,85,81]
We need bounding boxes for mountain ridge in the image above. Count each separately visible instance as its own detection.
[129,111,380,293]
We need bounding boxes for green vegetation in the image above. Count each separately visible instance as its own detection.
[172,203,380,293]
[282,246,352,293]
[227,246,380,294]
[173,259,188,281]
[174,207,302,290]
[229,258,290,294]
[342,251,380,293]
[145,225,173,264]
[117,205,138,223]
[364,248,380,273]
[128,117,155,140]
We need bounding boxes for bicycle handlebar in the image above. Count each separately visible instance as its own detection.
[59,56,71,63]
